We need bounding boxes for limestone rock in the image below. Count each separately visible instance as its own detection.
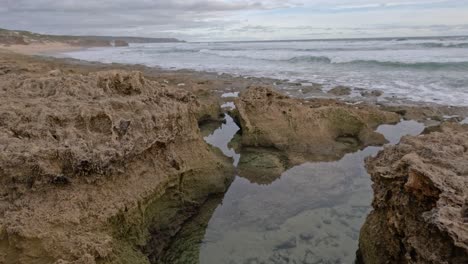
[358,123,468,263]
[0,58,234,263]
[233,86,399,183]
[235,86,398,158]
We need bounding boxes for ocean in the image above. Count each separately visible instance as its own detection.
[64,36,468,106]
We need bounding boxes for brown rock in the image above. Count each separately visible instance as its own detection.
[114,40,129,47]
[234,86,399,182]
[361,90,383,97]
[301,83,323,94]
[0,60,234,263]
[97,70,145,95]
[358,123,468,263]
[47,69,62,76]
[236,86,398,156]
[328,86,352,96]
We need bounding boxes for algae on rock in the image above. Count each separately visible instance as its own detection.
[232,86,400,184]
[0,57,234,264]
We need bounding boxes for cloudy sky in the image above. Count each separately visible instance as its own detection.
[1,0,468,41]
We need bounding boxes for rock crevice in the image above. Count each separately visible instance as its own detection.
[0,61,234,264]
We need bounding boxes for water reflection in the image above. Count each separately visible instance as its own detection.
[204,114,241,166]
[377,120,427,144]
[166,120,425,264]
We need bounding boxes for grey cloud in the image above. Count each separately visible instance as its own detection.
[4,0,266,13]
[1,0,467,41]
[0,0,294,39]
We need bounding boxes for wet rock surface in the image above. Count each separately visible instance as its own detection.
[327,86,352,96]
[171,86,425,263]
[233,86,400,183]
[360,90,383,98]
[358,123,468,263]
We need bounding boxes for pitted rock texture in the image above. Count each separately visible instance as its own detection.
[358,123,468,264]
[0,56,233,264]
[233,86,399,175]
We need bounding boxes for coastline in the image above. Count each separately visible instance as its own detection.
[0,42,83,55]
[3,44,467,127]
[0,46,467,264]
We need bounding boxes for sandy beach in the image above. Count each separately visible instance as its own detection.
[0,42,83,55]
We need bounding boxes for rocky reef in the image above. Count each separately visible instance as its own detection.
[358,123,468,263]
[233,86,400,183]
[0,55,233,263]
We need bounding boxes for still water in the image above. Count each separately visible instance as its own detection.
[165,106,424,264]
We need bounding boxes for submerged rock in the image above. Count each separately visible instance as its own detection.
[357,123,468,263]
[360,90,383,98]
[328,86,352,96]
[233,86,399,183]
[0,58,234,263]
[237,147,288,185]
[301,83,323,94]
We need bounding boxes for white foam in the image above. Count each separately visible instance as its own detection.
[221,92,239,98]
[221,102,236,110]
[62,38,468,106]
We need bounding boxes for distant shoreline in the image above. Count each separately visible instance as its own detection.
[0,42,84,55]
[199,35,468,44]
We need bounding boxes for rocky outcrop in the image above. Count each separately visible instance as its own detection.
[233,86,399,183]
[328,86,352,96]
[361,90,383,98]
[0,60,234,263]
[113,40,129,47]
[358,123,468,263]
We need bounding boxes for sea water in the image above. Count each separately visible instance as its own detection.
[165,113,426,264]
[159,93,426,263]
[64,36,468,106]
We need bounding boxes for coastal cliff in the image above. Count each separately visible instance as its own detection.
[0,54,233,263]
[358,123,468,263]
[0,28,183,51]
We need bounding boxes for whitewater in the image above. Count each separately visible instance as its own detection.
[64,36,468,106]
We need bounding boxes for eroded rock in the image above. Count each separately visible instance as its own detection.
[361,90,383,97]
[234,86,399,183]
[357,123,468,263]
[0,62,234,263]
[328,86,352,96]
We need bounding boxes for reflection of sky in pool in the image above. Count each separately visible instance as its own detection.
[171,119,425,264]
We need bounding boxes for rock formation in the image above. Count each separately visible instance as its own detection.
[0,57,234,263]
[233,86,400,183]
[327,86,352,96]
[358,123,468,263]
[113,40,129,47]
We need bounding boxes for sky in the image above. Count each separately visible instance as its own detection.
[1,0,468,41]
